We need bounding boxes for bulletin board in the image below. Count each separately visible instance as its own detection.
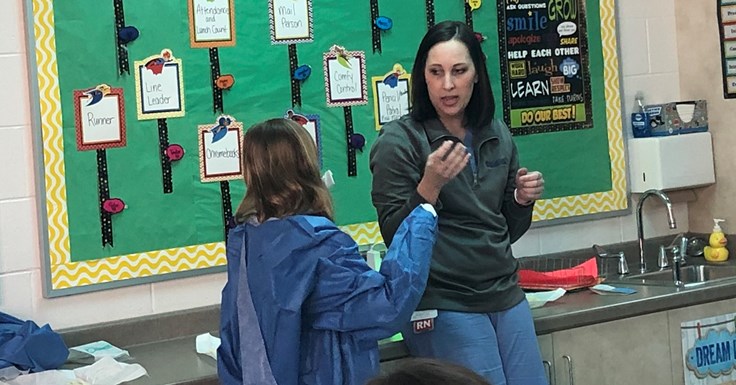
[26,0,626,296]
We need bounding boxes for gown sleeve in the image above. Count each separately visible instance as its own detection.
[303,205,437,341]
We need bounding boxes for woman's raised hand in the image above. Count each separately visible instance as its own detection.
[417,140,470,204]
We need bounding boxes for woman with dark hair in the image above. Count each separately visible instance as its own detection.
[370,21,547,385]
[367,358,492,385]
[218,118,441,385]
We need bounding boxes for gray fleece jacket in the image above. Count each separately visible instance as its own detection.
[370,115,533,313]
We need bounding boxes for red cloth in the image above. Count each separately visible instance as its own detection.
[518,258,599,290]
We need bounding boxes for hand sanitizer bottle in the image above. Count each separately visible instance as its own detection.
[704,218,729,262]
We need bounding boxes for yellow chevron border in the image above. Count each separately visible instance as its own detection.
[32,0,225,292]
[340,222,383,246]
[532,0,627,221]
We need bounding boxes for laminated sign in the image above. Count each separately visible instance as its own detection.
[497,0,594,135]
[681,312,736,384]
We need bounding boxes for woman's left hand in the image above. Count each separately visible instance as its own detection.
[515,168,544,205]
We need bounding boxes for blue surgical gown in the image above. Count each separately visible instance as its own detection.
[218,205,437,385]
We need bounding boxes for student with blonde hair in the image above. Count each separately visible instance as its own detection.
[218,118,463,385]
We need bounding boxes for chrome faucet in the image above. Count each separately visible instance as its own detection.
[658,233,688,270]
[672,235,688,287]
[636,189,677,274]
[592,244,630,275]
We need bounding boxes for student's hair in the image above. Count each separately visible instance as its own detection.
[366,358,492,385]
[410,20,495,130]
[235,118,333,223]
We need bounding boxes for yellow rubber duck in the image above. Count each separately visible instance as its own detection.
[704,218,729,262]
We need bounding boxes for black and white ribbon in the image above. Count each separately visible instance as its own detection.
[220,181,234,243]
[370,0,382,53]
[425,0,436,29]
[288,44,302,107]
[209,48,224,114]
[158,119,173,194]
[97,149,114,247]
[464,1,474,30]
[113,0,129,75]
[344,106,357,177]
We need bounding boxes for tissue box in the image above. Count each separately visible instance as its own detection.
[643,100,708,136]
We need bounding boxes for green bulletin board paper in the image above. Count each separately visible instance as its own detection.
[54,0,612,260]
[56,2,239,261]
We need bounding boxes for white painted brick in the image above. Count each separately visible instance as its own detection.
[538,216,623,254]
[0,271,34,320]
[152,272,227,313]
[0,0,26,54]
[619,18,650,76]
[31,270,154,330]
[0,128,33,199]
[0,55,31,128]
[0,198,40,273]
[512,228,541,258]
[647,17,680,74]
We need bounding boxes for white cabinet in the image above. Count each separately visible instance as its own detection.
[540,312,673,385]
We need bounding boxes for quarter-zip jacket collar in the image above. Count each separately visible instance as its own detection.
[421,118,500,149]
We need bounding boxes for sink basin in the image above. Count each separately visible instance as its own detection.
[617,264,736,286]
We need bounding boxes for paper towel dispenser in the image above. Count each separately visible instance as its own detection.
[627,132,715,193]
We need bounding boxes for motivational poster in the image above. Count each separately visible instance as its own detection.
[497,0,593,134]
[681,312,736,384]
[188,0,236,47]
[269,0,313,44]
[73,85,126,151]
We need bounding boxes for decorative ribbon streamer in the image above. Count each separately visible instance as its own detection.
[370,0,382,53]
[209,48,224,114]
[288,44,302,107]
[220,181,234,243]
[344,106,357,177]
[97,149,114,247]
[464,1,474,30]
[113,0,129,75]
[158,119,173,194]
[425,0,436,29]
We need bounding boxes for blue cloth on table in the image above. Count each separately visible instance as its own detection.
[0,311,68,373]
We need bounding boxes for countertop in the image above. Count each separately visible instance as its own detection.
[118,268,736,384]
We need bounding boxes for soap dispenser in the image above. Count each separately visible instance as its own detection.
[704,218,729,262]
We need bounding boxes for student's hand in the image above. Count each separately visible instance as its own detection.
[417,140,470,204]
[515,168,544,205]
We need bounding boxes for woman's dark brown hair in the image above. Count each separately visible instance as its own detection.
[366,358,492,385]
[235,118,333,222]
[410,20,495,130]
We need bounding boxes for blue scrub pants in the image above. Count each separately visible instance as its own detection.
[400,299,548,385]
